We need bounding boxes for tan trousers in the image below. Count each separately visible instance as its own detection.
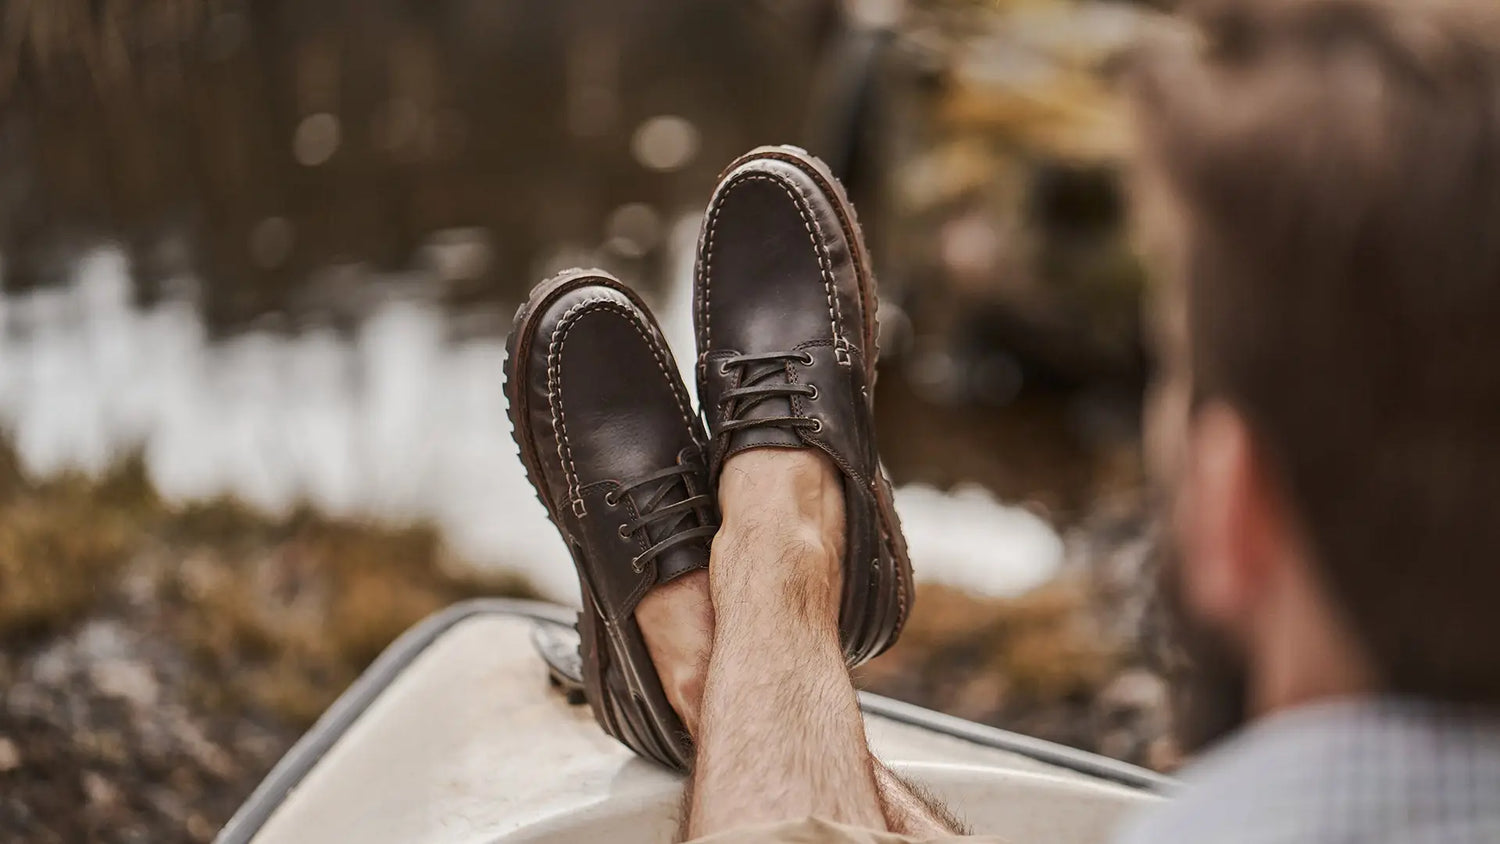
[689,817,1007,844]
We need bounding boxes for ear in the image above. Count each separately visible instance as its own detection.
[1175,402,1280,634]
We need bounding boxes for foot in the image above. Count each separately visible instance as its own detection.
[693,145,914,666]
[505,269,717,770]
[634,569,713,734]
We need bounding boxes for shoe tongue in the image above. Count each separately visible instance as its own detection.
[654,543,709,583]
[726,426,803,454]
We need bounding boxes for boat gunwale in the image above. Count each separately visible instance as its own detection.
[215,598,1174,844]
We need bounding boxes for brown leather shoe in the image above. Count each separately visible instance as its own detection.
[505,268,716,770]
[693,145,913,666]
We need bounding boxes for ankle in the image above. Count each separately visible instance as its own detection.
[635,569,713,735]
[711,449,846,630]
[710,521,841,630]
[717,449,846,556]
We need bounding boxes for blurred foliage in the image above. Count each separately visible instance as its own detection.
[864,580,1117,720]
[0,453,150,639]
[0,435,537,840]
[869,0,1160,390]
[0,439,534,724]
[168,508,536,723]
[0,0,837,327]
[863,569,1176,770]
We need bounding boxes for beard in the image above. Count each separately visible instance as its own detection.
[1148,528,1250,754]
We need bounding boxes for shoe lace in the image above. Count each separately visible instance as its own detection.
[607,459,718,574]
[715,351,823,436]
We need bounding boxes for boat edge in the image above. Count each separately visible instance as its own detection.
[215,599,1174,844]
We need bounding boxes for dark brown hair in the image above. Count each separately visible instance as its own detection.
[1133,0,1500,703]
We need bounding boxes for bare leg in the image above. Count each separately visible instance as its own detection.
[874,762,969,837]
[637,569,714,735]
[632,451,961,838]
[686,450,881,838]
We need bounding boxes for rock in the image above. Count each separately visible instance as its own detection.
[76,620,130,662]
[90,660,160,708]
[1100,668,1168,715]
[83,771,122,808]
[0,736,21,772]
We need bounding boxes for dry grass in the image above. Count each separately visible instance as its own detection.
[0,441,539,841]
[170,511,536,724]
[0,450,151,639]
[0,441,536,725]
[861,580,1120,723]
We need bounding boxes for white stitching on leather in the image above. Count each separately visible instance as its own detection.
[699,171,844,358]
[697,209,714,355]
[547,296,697,509]
[776,173,847,345]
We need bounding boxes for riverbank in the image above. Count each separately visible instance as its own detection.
[0,442,1173,842]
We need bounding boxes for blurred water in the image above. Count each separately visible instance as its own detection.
[0,234,1061,603]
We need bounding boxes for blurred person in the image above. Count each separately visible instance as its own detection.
[506,0,1500,841]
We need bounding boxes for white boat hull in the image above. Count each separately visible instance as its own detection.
[219,600,1167,844]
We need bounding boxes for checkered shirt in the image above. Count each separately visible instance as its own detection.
[1115,698,1500,844]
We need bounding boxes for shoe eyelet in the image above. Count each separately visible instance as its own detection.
[805,384,819,401]
[618,524,632,539]
[797,352,815,366]
[604,491,619,506]
[808,418,824,434]
[718,361,732,375]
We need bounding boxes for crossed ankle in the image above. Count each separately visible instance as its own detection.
[712,517,842,579]
[711,522,842,630]
[716,516,840,563]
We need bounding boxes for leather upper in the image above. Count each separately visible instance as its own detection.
[516,281,715,620]
[695,157,873,477]
[696,161,862,357]
[693,147,912,665]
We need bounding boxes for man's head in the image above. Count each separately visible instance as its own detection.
[1131,0,1500,742]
